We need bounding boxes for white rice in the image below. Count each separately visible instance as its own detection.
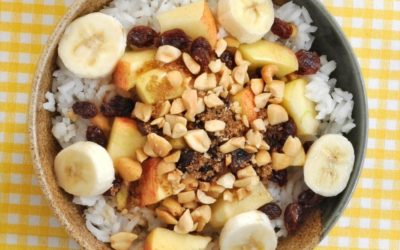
[42,0,356,244]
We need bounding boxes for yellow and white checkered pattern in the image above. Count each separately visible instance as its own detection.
[0,0,399,249]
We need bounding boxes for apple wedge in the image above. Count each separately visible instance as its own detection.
[135,68,185,104]
[113,49,156,91]
[231,88,257,122]
[144,228,211,250]
[292,146,306,166]
[210,182,272,228]
[282,79,320,136]
[156,0,217,47]
[107,117,146,163]
[239,40,299,77]
[137,158,173,206]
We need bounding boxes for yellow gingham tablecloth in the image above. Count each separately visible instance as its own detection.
[0,0,399,249]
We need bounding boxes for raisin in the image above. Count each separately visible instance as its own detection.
[100,95,135,117]
[284,202,303,234]
[271,18,293,39]
[176,149,195,172]
[72,101,98,119]
[303,141,314,153]
[230,149,252,173]
[191,47,211,71]
[264,119,297,151]
[298,189,322,209]
[127,25,158,48]
[269,169,287,186]
[219,50,236,70]
[135,119,161,136]
[191,37,212,55]
[160,29,191,50]
[260,202,282,220]
[296,50,321,75]
[86,125,107,147]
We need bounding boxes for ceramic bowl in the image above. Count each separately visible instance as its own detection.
[29,0,368,249]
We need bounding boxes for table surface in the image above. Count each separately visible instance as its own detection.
[0,0,399,249]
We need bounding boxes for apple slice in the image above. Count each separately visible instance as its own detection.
[292,146,306,166]
[107,117,146,163]
[136,68,185,104]
[231,88,257,122]
[113,49,156,91]
[210,182,272,228]
[239,40,299,77]
[282,79,320,136]
[157,0,217,47]
[144,228,211,250]
[137,158,173,206]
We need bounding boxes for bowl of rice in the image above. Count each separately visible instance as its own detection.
[29,0,367,249]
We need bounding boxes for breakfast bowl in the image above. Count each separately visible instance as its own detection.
[29,0,368,249]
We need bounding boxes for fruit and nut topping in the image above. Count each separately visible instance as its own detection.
[52,1,357,249]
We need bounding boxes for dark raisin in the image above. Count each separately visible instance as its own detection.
[264,119,297,151]
[260,203,282,220]
[177,149,195,172]
[106,176,122,196]
[191,47,211,72]
[199,165,212,173]
[127,25,158,48]
[298,189,322,209]
[230,149,252,173]
[296,50,321,75]
[86,125,107,147]
[284,202,303,234]
[160,29,191,50]
[271,18,293,39]
[269,169,288,186]
[303,141,314,153]
[191,37,212,55]
[72,101,98,119]
[100,95,135,117]
[219,50,236,70]
[135,119,161,136]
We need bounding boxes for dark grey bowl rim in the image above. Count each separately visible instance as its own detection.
[308,0,369,239]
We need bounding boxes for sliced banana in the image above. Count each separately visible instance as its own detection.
[54,141,115,197]
[219,210,277,250]
[304,134,355,197]
[218,0,274,44]
[58,12,126,79]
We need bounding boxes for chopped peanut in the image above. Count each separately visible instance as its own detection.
[133,102,152,122]
[110,232,138,250]
[255,150,271,167]
[178,190,196,204]
[282,136,302,157]
[267,104,289,125]
[174,209,194,234]
[197,189,216,204]
[184,130,211,153]
[164,150,181,163]
[156,45,182,63]
[161,198,184,217]
[144,133,172,157]
[156,208,178,225]
[183,53,201,75]
[204,120,226,132]
[215,38,227,57]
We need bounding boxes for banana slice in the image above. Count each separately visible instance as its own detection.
[54,141,115,197]
[304,134,355,197]
[219,210,277,250]
[58,12,126,79]
[218,0,274,44]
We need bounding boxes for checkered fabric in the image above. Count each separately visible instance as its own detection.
[0,0,399,249]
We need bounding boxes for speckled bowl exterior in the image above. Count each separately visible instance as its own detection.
[29,0,367,249]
